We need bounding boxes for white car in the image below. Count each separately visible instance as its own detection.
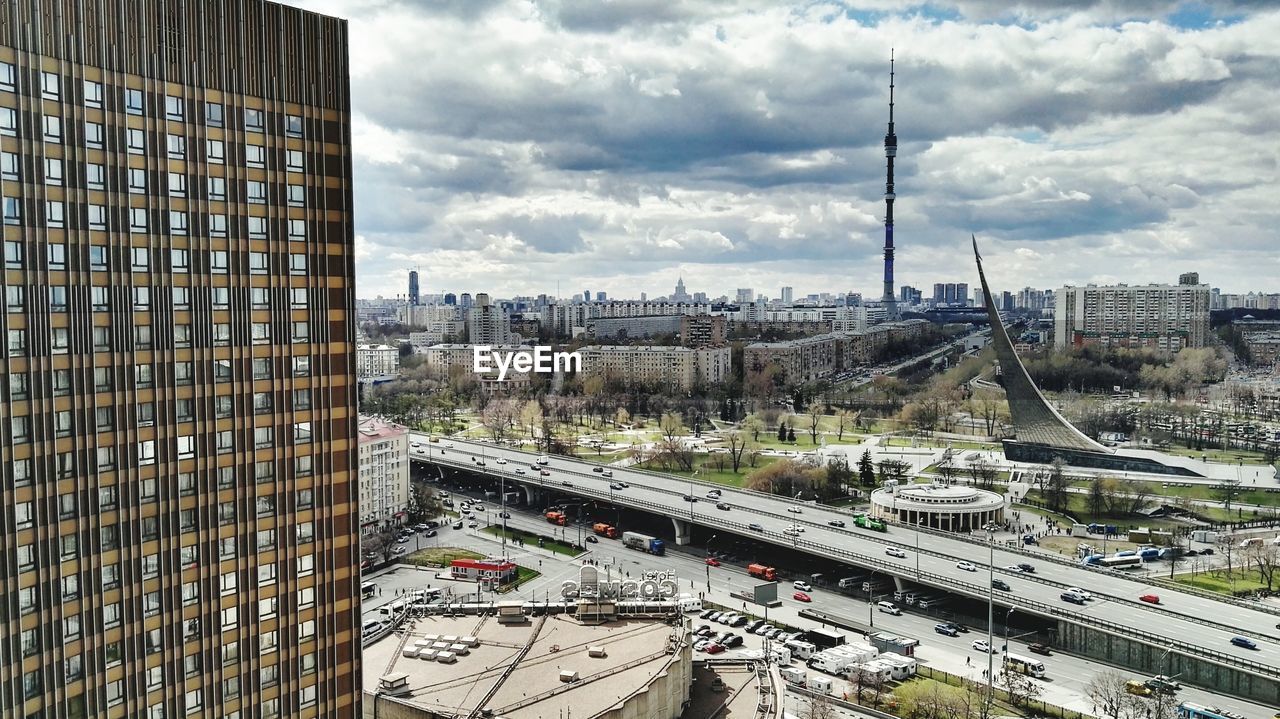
[445,442,455,448]
[706,490,722,499]
[496,458,507,465]
[787,506,803,514]
[514,467,526,474]
[971,640,992,653]
[783,528,800,537]
[410,442,424,450]
[885,547,907,558]
[957,561,977,572]
[1064,587,1092,601]
[793,581,812,591]
[788,525,805,533]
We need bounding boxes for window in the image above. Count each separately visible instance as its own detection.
[94,366,113,392]
[261,665,279,687]
[165,95,184,120]
[11,415,30,442]
[54,410,72,436]
[209,214,227,236]
[292,321,310,343]
[208,176,226,200]
[0,107,16,135]
[104,603,121,628]
[251,287,270,308]
[14,457,32,485]
[169,210,188,235]
[93,324,110,348]
[8,328,26,357]
[242,144,268,171]
[211,250,228,273]
[42,115,61,142]
[90,245,108,270]
[51,327,69,354]
[6,285,23,311]
[293,355,311,377]
[53,369,71,395]
[130,246,148,270]
[4,196,23,224]
[125,88,144,114]
[49,286,67,311]
[87,162,105,189]
[168,173,186,196]
[172,286,190,308]
[288,184,305,206]
[167,134,185,158]
[245,108,265,131]
[102,564,120,590]
[15,500,33,528]
[249,251,268,273]
[45,200,64,228]
[17,544,35,568]
[128,167,146,193]
[135,363,154,387]
[253,358,274,380]
[221,606,238,630]
[258,564,277,587]
[248,216,267,238]
[61,534,78,560]
[48,243,66,268]
[137,404,155,428]
[287,149,304,170]
[253,392,273,414]
[129,207,147,231]
[86,121,105,148]
[127,128,144,153]
[0,61,14,90]
[255,427,274,448]
[134,323,152,348]
[258,596,278,620]
[214,323,231,348]
[44,157,62,185]
[247,180,266,204]
[297,522,315,544]
[252,322,270,345]
[88,204,107,230]
[206,138,224,164]
[84,80,103,107]
[298,553,315,576]
[301,653,317,675]
[171,248,189,272]
[289,219,306,238]
[296,454,314,476]
[177,435,195,458]
[41,71,59,99]
[1,151,17,179]
[9,373,27,399]
[286,114,304,136]
[97,446,116,471]
[3,240,20,268]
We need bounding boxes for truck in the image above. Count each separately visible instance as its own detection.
[837,576,864,590]
[853,514,887,532]
[748,564,778,581]
[1191,530,1218,543]
[621,531,665,556]
[779,666,807,687]
[808,652,857,676]
[808,676,833,695]
[1087,523,1119,536]
[592,523,618,539]
[805,628,846,649]
[545,510,567,526]
[784,640,818,661]
[828,643,877,664]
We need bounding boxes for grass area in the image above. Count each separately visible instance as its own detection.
[633,453,781,488]
[402,546,483,567]
[482,525,582,556]
[1167,567,1269,596]
[1158,444,1275,466]
[1023,491,1187,530]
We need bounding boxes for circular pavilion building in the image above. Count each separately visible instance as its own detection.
[869,482,1006,531]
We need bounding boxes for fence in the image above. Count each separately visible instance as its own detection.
[915,664,1095,719]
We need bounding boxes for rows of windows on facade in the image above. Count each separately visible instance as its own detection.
[1,30,352,718]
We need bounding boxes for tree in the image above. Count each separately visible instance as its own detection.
[858,449,877,488]
[482,398,515,443]
[973,389,1006,437]
[744,414,765,442]
[614,406,630,428]
[877,458,911,484]
[406,481,443,524]
[777,421,788,442]
[362,527,398,566]
[825,457,855,499]
[1043,458,1070,513]
[520,400,543,442]
[1086,477,1108,518]
[995,665,1042,708]
[937,451,957,485]
[807,403,823,444]
[967,457,997,491]
[836,409,857,441]
[800,692,837,719]
[786,426,796,442]
[725,429,753,473]
[1085,670,1150,719]
[1246,542,1280,591]
[1212,479,1244,512]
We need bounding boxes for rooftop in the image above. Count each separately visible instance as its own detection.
[363,614,683,718]
[357,416,408,442]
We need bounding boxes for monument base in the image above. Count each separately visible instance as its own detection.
[1002,440,1204,477]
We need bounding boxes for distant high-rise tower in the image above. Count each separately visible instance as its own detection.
[880,50,900,320]
[409,269,421,306]
[673,277,691,302]
[780,286,794,304]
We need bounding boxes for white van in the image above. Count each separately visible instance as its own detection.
[783,640,817,661]
[537,455,550,465]
[808,653,854,676]
[876,601,901,615]
[779,666,807,686]
[677,594,703,612]
[1239,537,1264,549]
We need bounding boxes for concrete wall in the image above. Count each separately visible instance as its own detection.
[1055,621,1280,706]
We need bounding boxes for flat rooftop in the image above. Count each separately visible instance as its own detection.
[364,613,683,718]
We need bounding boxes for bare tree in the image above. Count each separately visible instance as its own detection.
[1085,670,1150,719]
[1212,478,1244,512]
[967,457,998,491]
[725,429,752,473]
[1246,542,1280,591]
[996,666,1042,709]
[801,692,837,719]
[807,403,823,444]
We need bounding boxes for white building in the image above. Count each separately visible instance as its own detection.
[1054,278,1210,350]
[402,304,466,343]
[541,301,712,338]
[356,344,400,377]
[578,345,732,390]
[358,416,410,530]
[467,293,515,344]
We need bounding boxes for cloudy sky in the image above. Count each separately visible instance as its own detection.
[285,0,1279,302]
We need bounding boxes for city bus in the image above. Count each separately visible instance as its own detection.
[1003,653,1046,678]
[1097,555,1143,570]
[1178,702,1245,719]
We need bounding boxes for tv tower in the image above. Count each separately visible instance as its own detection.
[880,50,899,320]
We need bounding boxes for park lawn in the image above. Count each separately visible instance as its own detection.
[631,453,781,488]
[482,526,581,556]
[1168,567,1269,596]
[1158,444,1274,466]
[403,547,483,568]
[1021,491,1187,530]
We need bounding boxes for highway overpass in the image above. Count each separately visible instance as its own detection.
[411,435,1280,704]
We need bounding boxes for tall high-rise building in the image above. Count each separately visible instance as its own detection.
[671,277,690,302]
[735,288,754,304]
[1054,278,1210,350]
[780,286,794,304]
[0,3,359,717]
[408,269,420,306]
[596,291,607,302]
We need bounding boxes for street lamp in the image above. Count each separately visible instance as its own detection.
[983,522,998,711]
[915,519,925,578]
[706,534,718,593]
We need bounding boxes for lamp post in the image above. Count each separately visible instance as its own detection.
[983,522,998,712]
[867,569,878,628]
[915,519,925,578]
[706,534,717,593]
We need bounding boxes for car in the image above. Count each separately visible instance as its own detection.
[707,611,723,622]
[956,561,977,572]
[934,623,960,637]
[413,523,429,531]
[706,490,722,499]
[1184,549,1199,556]
[744,619,765,632]
[1230,636,1258,650]
[694,639,711,652]
[592,466,604,473]
[700,609,716,619]
[885,547,907,558]
[496,458,507,465]
[453,521,464,530]
[499,512,511,519]
[793,592,812,603]
[467,521,478,528]
[991,578,1011,591]
[1125,680,1153,696]
[410,442,424,450]
[705,557,721,567]
[876,601,901,615]
[788,525,805,533]
[424,529,437,538]
[1060,592,1086,605]
[704,643,725,655]
[585,536,598,543]
[682,495,697,502]
[1200,548,1214,555]
[729,616,749,627]
[783,528,801,537]
[601,469,613,477]
[1017,563,1035,573]
[1004,564,1025,573]
[473,504,485,511]
[1064,587,1092,601]
[754,624,774,636]
[716,502,731,510]
[718,613,737,625]
[393,546,407,555]
[396,536,410,543]
[787,506,803,513]
[540,470,551,476]
[763,628,784,639]
[971,640,992,653]
[1145,676,1181,694]
[514,468,526,475]
[695,624,713,637]
[610,482,626,490]
[561,480,572,487]
[362,620,385,636]
[1027,643,1052,656]
[1138,593,1160,604]
[723,635,744,648]
[748,523,764,532]
[444,442,454,448]
[828,520,846,527]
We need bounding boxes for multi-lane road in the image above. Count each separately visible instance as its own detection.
[410,435,1280,680]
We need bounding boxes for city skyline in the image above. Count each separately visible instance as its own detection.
[286,0,1279,299]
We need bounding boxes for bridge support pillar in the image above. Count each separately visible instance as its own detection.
[520,484,534,505]
[671,518,692,545]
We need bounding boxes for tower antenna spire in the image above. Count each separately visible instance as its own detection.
[879,48,900,320]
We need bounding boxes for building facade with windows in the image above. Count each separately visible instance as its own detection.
[0,3,359,717]
[1053,279,1211,350]
[356,343,400,377]
[358,416,410,531]
[578,345,732,390]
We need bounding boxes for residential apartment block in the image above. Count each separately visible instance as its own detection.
[578,344,732,390]
[357,416,409,531]
[0,3,359,717]
[356,343,399,377]
[744,320,929,385]
[1053,279,1210,351]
